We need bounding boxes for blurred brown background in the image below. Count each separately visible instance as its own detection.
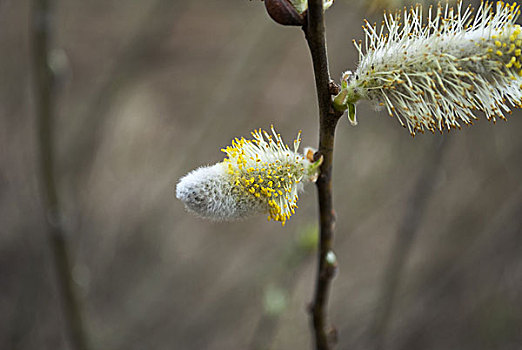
[2,0,522,349]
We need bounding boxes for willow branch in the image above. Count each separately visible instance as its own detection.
[302,1,344,349]
[30,1,90,350]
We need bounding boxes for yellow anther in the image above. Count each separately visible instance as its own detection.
[495,40,502,47]
[497,50,504,56]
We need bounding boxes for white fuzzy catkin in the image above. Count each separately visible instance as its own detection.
[176,127,319,226]
[345,1,522,135]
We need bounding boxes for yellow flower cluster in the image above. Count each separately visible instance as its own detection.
[490,22,522,79]
[222,128,309,226]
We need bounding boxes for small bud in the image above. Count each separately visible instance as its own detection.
[325,250,338,278]
[325,250,336,265]
[263,0,335,26]
[264,0,304,26]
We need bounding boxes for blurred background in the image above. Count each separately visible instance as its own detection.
[2,0,522,349]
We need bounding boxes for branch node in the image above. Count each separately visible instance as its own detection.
[328,80,340,95]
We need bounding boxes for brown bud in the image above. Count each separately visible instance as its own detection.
[264,0,304,26]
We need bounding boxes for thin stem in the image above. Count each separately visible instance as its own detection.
[30,1,90,350]
[302,1,344,349]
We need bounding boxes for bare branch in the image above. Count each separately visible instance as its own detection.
[302,1,344,349]
[30,1,90,349]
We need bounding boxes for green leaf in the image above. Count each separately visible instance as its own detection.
[347,102,357,126]
[333,88,349,112]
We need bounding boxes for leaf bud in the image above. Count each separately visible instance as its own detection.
[264,0,304,26]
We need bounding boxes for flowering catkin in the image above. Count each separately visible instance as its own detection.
[176,127,320,226]
[344,1,522,135]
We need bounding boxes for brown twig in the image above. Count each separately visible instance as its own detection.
[30,1,90,350]
[63,0,188,187]
[302,1,344,349]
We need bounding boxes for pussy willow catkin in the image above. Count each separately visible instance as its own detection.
[176,127,320,226]
[344,1,522,135]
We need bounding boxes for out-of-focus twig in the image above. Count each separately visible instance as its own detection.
[63,0,188,184]
[410,184,522,317]
[249,225,318,350]
[370,136,450,350]
[302,1,344,349]
[30,1,89,350]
